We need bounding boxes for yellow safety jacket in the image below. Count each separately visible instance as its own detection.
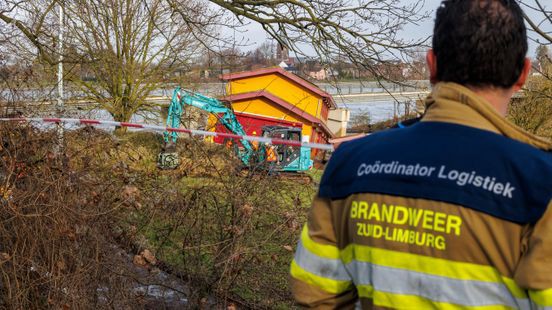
[291,82,552,309]
[267,146,278,162]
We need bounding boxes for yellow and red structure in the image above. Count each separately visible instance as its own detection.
[210,67,336,157]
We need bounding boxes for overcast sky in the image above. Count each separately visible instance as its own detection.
[231,0,547,58]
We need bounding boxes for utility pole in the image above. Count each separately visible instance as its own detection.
[56,1,64,153]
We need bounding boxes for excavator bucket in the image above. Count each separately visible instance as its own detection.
[157,152,180,170]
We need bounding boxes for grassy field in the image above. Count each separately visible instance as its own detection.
[1,124,322,308]
[72,129,319,308]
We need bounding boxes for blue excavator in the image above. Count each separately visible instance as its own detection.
[157,87,313,172]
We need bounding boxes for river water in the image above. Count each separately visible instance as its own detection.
[337,97,420,124]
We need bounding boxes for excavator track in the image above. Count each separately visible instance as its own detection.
[239,169,313,184]
[275,172,313,184]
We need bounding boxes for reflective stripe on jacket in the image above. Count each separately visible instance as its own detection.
[291,82,552,309]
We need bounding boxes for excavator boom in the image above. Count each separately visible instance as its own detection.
[162,87,253,166]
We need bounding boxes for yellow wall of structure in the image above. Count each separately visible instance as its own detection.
[207,97,313,138]
[227,73,324,119]
[232,98,298,123]
[232,98,313,138]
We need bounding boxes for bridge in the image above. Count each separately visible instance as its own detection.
[0,80,526,116]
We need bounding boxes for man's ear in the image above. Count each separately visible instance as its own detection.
[426,49,438,84]
[513,58,531,92]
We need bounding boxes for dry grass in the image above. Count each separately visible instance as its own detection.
[0,124,145,309]
[0,123,317,309]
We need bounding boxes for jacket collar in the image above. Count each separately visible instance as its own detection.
[422,82,552,151]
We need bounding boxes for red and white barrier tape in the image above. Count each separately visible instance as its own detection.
[0,117,335,151]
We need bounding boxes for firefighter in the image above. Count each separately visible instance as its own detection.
[266,145,277,163]
[291,0,552,308]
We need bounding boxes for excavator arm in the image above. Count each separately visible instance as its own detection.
[163,87,254,166]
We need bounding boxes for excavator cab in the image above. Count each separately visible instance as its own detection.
[261,126,313,172]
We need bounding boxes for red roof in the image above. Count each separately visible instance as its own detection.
[223,91,335,138]
[221,67,337,109]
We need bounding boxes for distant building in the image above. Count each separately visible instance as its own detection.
[279,60,299,74]
[308,68,327,80]
[308,67,339,81]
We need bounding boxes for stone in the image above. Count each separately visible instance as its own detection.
[141,249,156,265]
[133,254,147,267]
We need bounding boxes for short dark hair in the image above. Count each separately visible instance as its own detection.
[432,0,528,88]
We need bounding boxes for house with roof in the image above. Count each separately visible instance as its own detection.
[212,67,342,156]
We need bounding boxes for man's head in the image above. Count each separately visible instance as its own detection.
[428,0,530,91]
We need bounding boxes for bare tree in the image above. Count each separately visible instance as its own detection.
[168,0,429,79]
[1,0,429,122]
[520,0,552,44]
[0,1,61,110]
[505,1,552,138]
[257,40,276,62]
[66,0,208,124]
[519,1,552,76]
[508,74,552,138]
[0,0,207,125]
[244,40,277,68]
